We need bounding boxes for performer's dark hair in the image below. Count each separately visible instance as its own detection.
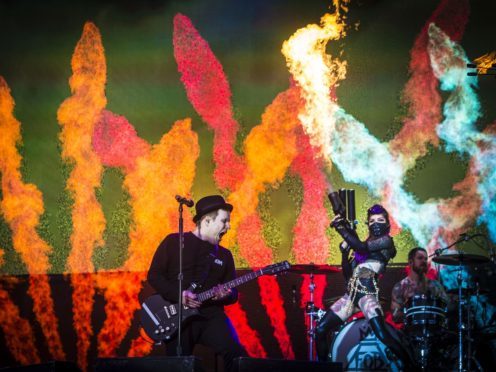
[408,247,427,261]
[367,204,389,223]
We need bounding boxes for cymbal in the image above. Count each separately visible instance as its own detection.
[289,264,341,274]
[432,253,490,266]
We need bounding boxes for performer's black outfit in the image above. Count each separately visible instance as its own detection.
[148,232,247,372]
[315,205,415,369]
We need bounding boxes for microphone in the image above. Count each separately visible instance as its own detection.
[175,195,194,207]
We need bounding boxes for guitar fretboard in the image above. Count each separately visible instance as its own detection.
[196,269,264,303]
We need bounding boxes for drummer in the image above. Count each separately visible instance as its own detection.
[391,247,449,324]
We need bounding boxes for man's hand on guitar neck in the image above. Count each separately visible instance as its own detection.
[212,284,232,301]
[182,290,202,308]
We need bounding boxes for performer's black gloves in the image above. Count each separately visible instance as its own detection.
[330,215,347,230]
[339,241,350,255]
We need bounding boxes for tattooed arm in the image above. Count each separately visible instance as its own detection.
[431,280,449,304]
[391,282,404,323]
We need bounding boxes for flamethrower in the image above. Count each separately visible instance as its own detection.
[328,188,357,231]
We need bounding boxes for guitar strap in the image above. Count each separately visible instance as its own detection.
[191,243,219,292]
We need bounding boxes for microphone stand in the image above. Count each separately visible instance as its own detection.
[428,236,466,258]
[176,200,185,356]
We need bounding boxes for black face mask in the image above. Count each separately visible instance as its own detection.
[369,222,389,237]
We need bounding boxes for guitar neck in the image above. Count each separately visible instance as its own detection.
[196,269,265,302]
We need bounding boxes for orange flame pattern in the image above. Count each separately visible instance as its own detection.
[0,0,487,367]
[227,87,301,252]
[0,283,40,365]
[0,77,65,361]
[127,330,153,357]
[173,16,303,357]
[57,22,107,371]
[96,119,199,357]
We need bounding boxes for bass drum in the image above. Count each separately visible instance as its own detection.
[330,318,403,371]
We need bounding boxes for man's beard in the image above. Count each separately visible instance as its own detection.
[413,264,427,275]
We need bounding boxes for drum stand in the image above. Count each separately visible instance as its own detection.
[455,259,476,372]
[456,262,464,372]
[306,272,317,361]
[304,272,326,361]
[431,237,491,372]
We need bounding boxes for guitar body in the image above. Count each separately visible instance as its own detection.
[140,294,200,342]
[140,261,290,342]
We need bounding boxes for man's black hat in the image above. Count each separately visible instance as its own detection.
[193,195,233,223]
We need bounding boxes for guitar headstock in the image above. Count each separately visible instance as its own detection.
[261,261,291,276]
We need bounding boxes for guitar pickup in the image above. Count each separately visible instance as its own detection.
[169,305,177,315]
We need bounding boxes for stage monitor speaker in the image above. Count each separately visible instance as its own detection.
[95,356,204,372]
[0,361,81,372]
[234,357,342,372]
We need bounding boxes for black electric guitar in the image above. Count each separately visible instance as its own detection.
[140,261,291,342]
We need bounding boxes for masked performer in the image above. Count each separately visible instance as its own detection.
[315,204,414,368]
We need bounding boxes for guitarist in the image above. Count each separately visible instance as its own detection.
[147,195,247,372]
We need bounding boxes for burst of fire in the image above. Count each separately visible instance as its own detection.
[0,77,65,360]
[281,1,348,160]
[57,21,107,371]
[474,51,496,74]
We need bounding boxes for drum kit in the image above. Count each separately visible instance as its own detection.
[429,252,492,372]
[292,248,494,372]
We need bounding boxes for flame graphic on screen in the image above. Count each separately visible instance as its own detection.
[174,14,297,358]
[57,22,107,371]
[282,0,495,255]
[0,78,65,362]
[94,116,199,358]
[0,283,40,365]
[0,0,494,368]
